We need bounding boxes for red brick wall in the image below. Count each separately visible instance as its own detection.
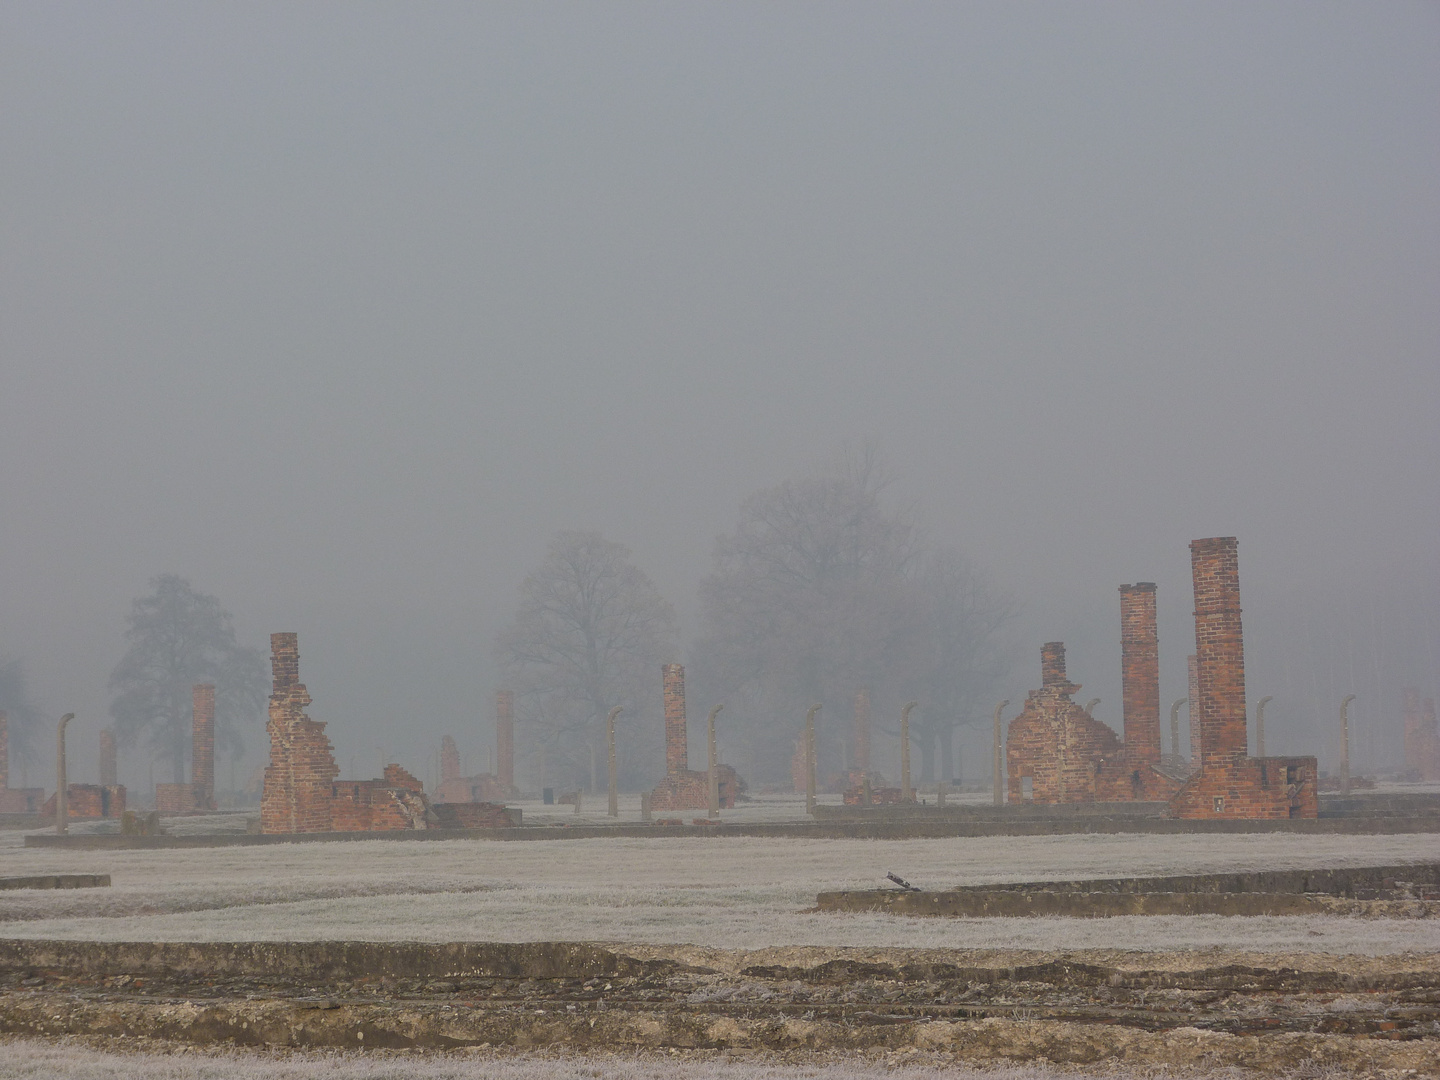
[440,735,460,783]
[1187,654,1200,764]
[1006,643,1124,803]
[1119,583,1161,766]
[433,801,516,828]
[853,688,871,775]
[155,783,207,814]
[1041,642,1068,687]
[663,663,687,775]
[99,728,117,788]
[1169,755,1318,819]
[260,634,339,834]
[651,765,739,811]
[1190,538,1248,769]
[43,784,125,819]
[0,788,44,814]
[191,684,215,810]
[496,690,514,792]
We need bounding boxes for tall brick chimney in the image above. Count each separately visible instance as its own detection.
[663,663,687,775]
[496,690,514,791]
[271,633,299,694]
[440,735,460,783]
[1041,642,1069,687]
[0,710,7,789]
[1190,537,1249,771]
[1187,654,1201,763]
[192,684,215,809]
[99,728,117,788]
[854,687,871,774]
[1119,583,1161,766]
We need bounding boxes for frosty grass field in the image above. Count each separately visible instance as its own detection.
[2,825,1437,954]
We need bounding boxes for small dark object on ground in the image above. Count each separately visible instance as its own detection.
[886,872,920,891]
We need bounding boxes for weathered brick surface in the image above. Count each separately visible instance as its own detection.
[440,736,460,784]
[853,688,871,775]
[191,684,215,811]
[98,729,117,789]
[1118,584,1161,767]
[651,662,744,809]
[843,785,905,805]
[41,784,125,820]
[330,774,431,831]
[431,801,516,828]
[663,664,687,775]
[1006,643,1121,803]
[496,690,515,793]
[260,634,339,834]
[1402,688,1440,782]
[1169,538,1317,820]
[154,783,207,814]
[650,766,739,811]
[1187,653,1200,765]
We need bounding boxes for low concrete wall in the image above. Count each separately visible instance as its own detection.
[0,939,684,981]
[0,874,109,891]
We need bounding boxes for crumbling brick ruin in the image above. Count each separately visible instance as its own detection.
[0,711,45,814]
[260,633,510,834]
[42,783,125,820]
[156,684,217,814]
[261,635,340,833]
[433,691,519,805]
[1168,538,1317,819]
[1401,688,1440,782]
[841,687,891,801]
[99,728,117,788]
[1006,584,1187,806]
[1006,642,1124,803]
[1092,584,1187,802]
[649,663,740,811]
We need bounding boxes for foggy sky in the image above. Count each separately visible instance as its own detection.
[2,2,1437,789]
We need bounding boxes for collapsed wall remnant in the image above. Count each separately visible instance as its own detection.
[1006,642,1122,803]
[0,711,45,814]
[41,783,125,820]
[434,691,519,805]
[1402,688,1440,782]
[1168,538,1317,819]
[649,664,740,811]
[98,729,117,788]
[331,765,434,831]
[261,635,339,833]
[155,684,217,814]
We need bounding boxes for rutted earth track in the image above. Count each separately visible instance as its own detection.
[1,941,1437,1074]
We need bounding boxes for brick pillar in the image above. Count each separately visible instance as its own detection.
[440,735,460,783]
[853,688,871,774]
[1190,537,1249,771]
[0,710,7,789]
[1118,583,1161,766]
[496,690,514,791]
[663,663,688,775]
[271,633,299,694]
[1041,642,1068,687]
[99,728,117,788]
[192,684,215,809]
[1187,654,1201,763]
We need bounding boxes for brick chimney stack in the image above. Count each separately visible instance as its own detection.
[1041,642,1069,688]
[271,633,299,694]
[440,735,460,783]
[854,688,871,774]
[99,728,117,788]
[192,684,215,809]
[663,663,687,775]
[1118,583,1161,766]
[1190,537,1249,771]
[496,690,514,791]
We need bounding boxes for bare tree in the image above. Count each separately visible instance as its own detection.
[497,531,677,792]
[693,446,925,781]
[0,657,44,782]
[902,548,1018,783]
[108,575,267,783]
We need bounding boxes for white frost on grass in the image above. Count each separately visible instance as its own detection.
[1,831,1436,953]
[0,1039,1231,1080]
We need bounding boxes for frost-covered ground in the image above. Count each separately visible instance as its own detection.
[2,829,1436,953]
[0,1039,1246,1080]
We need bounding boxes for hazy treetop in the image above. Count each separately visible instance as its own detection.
[1,4,1435,772]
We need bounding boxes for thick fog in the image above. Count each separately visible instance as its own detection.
[2,3,1436,793]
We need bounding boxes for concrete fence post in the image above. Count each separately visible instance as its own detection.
[1340,695,1356,797]
[606,706,621,818]
[805,704,820,815]
[992,700,1009,806]
[707,704,723,818]
[1255,696,1272,758]
[900,702,918,803]
[55,713,74,834]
